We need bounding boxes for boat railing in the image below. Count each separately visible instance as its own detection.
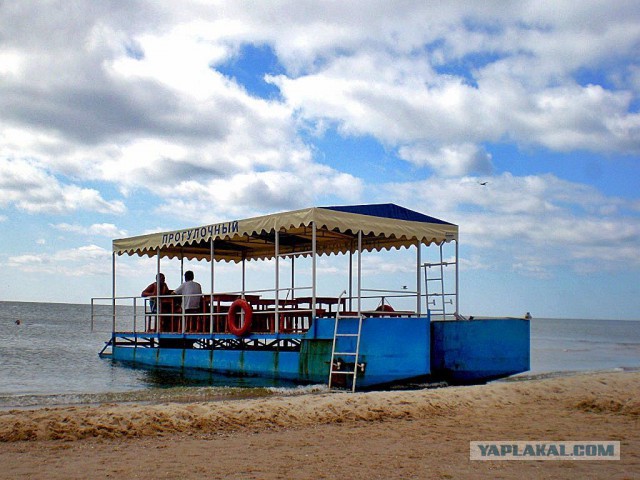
[354,288,421,316]
[356,288,460,320]
[91,285,328,335]
[91,283,435,335]
[90,295,146,333]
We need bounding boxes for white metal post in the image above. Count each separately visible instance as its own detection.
[156,248,161,330]
[416,240,421,316]
[348,249,353,312]
[291,256,295,299]
[357,230,362,314]
[312,221,316,312]
[180,248,184,282]
[111,251,116,333]
[210,239,215,335]
[242,255,246,296]
[275,229,280,333]
[455,239,459,316]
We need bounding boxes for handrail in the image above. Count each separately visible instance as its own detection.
[361,288,418,294]
[91,283,430,336]
[91,287,321,335]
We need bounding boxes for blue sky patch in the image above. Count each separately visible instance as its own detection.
[216,44,285,99]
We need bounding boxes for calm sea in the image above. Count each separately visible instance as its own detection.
[1,301,639,408]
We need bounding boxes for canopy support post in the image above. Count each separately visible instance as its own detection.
[210,239,215,335]
[156,248,161,320]
[275,229,280,333]
[455,239,459,316]
[416,240,421,316]
[242,254,246,296]
[348,249,353,312]
[312,221,316,313]
[111,251,116,334]
[357,230,362,315]
[180,247,184,283]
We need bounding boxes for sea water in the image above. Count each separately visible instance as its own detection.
[529,317,640,375]
[1,301,639,408]
[0,301,313,408]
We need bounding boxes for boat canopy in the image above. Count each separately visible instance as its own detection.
[113,203,458,263]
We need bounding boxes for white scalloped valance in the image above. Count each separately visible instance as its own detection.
[113,204,458,263]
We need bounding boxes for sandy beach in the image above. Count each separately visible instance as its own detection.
[1,371,638,479]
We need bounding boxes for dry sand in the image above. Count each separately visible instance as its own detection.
[0,371,638,479]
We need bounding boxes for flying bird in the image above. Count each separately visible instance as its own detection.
[479,181,488,186]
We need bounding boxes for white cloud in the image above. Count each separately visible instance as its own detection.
[53,223,127,238]
[262,2,640,157]
[7,244,112,276]
[1,2,637,183]
[154,164,363,223]
[0,1,637,220]
[0,0,638,310]
[0,158,125,214]
[381,172,640,272]
[398,143,493,177]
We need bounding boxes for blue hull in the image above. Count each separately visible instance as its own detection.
[431,318,530,383]
[109,316,529,388]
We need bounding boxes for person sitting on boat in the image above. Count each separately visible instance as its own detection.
[174,270,203,331]
[174,270,202,313]
[141,273,172,314]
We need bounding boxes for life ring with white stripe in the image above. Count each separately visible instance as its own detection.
[227,299,253,336]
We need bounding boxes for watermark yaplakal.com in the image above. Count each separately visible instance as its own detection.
[470,441,620,461]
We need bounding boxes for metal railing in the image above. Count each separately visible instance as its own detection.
[91,285,436,336]
[92,286,323,335]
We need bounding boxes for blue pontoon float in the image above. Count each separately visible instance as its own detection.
[93,204,529,390]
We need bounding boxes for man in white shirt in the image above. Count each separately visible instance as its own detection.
[174,270,202,313]
[175,270,203,332]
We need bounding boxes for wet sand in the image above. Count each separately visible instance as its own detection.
[1,371,638,479]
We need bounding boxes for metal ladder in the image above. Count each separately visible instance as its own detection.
[423,242,458,321]
[328,292,364,392]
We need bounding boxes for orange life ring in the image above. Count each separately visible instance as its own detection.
[227,299,253,336]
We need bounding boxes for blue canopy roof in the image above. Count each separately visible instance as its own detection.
[324,204,454,225]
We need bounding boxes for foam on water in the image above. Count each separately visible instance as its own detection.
[0,384,330,410]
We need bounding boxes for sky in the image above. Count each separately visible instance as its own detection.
[0,1,638,319]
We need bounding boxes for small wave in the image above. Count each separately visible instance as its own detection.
[0,385,308,410]
[266,384,328,396]
[499,367,635,383]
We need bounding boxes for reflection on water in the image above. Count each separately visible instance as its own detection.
[129,362,307,390]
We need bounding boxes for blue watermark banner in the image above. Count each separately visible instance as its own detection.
[470,441,620,461]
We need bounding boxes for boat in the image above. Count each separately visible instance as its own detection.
[92,204,530,390]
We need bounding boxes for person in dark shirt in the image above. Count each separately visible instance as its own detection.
[141,273,173,331]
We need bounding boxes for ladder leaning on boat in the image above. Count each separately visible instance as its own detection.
[328,290,365,392]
